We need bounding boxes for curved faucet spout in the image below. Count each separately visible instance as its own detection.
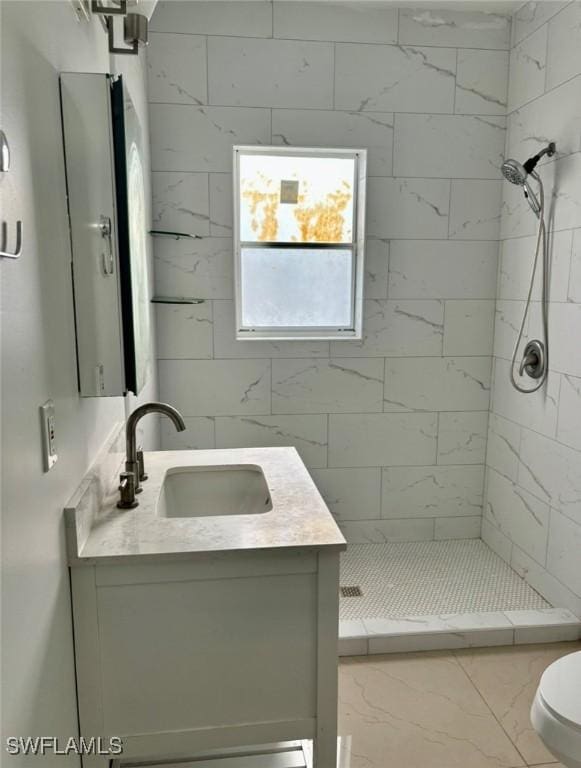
[118,402,186,509]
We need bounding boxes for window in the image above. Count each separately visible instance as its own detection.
[233,146,367,340]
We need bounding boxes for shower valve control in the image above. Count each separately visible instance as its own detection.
[519,340,545,380]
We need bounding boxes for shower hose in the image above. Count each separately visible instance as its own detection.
[510,171,549,394]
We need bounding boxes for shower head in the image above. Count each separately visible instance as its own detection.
[501,143,555,217]
[501,158,527,186]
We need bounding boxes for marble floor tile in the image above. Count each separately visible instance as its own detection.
[338,652,525,768]
[455,642,581,766]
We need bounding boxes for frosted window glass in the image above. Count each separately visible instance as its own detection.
[240,248,353,328]
[239,154,355,244]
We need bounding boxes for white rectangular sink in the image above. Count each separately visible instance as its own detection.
[157,465,272,518]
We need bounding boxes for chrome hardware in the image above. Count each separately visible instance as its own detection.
[91,0,127,15]
[137,449,148,482]
[0,130,10,172]
[0,220,23,260]
[117,471,138,509]
[117,402,186,508]
[98,215,114,275]
[519,340,545,380]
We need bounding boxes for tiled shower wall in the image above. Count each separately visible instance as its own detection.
[148,1,510,543]
[483,1,581,613]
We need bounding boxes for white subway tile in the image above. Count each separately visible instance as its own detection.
[567,228,581,302]
[215,414,328,468]
[154,237,233,299]
[382,465,484,519]
[160,417,216,450]
[550,302,581,377]
[339,518,435,544]
[491,357,559,438]
[150,1,273,37]
[455,49,508,116]
[364,239,389,300]
[435,516,482,540]
[484,468,550,565]
[149,104,270,172]
[273,2,398,44]
[155,303,213,360]
[546,2,581,90]
[335,43,456,113]
[272,109,394,176]
[147,33,207,105]
[367,179,450,240]
[328,413,438,467]
[438,411,488,466]
[557,374,581,451]
[394,115,505,180]
[518,427,581,523]
[212,300,329,359]
[384,357,491,412]
[330,300,443,358]
[507,76,581,164]
[272,358,384,414]
[511,544,581,616]
[511,1,568,47]
[444,300,495,356]
[152,172,210,237]
[208,37,334,109]
[310,468,381,521]
[449,180,502,240]
[482,515,513,563]
[508,25,547,113]
[159,359,271,416]
[493,300,526,361]
[486,413,522,483]
[398,8,510,50]
[499,229,572,302]
[547,508,581,597]
[389,241,498,299]
[209,173,233,237]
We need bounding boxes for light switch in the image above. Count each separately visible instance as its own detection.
[40,400,58,472]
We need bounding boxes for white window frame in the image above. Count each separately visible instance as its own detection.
[233,145,367,341]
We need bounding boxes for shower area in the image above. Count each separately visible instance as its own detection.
[148,0,581,653]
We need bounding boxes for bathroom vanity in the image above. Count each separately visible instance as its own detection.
[66,439,345,768]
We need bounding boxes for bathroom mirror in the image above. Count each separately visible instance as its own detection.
[60,72,151,397]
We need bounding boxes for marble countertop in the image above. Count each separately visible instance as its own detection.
[66,446,346,566]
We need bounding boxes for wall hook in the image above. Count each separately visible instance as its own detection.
[0,130,9,172]
[1,220,23,259]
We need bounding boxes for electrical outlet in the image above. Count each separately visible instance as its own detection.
[40,400,58,472]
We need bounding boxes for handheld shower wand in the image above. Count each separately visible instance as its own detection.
[500,142,555,394]
[501,143,555,216]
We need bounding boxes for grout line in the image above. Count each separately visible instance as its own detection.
[454,649,531,768]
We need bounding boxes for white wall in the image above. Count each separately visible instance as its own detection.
[148,1,509,543]
[0,2,157,761]
[483,0,581,614]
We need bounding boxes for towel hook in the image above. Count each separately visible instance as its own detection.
[1,130,23,259]
[1,220,23,259]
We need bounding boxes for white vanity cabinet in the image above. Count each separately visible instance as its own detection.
[71,546,341,768]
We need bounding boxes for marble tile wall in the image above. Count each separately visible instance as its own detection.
[483,0,581,615]
[147,1,511,542]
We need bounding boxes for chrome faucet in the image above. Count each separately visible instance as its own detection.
[117,402,186,509]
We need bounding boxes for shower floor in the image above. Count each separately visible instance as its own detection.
[340,539,548,620]
[338,539,581,655]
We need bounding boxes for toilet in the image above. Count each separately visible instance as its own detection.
[531,651,581,768]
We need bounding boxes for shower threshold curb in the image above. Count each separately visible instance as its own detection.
[338,607,581,656]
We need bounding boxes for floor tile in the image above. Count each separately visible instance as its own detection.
[455,642,581,765]
[338,652,525,767]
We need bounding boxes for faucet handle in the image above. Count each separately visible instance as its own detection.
[117,471,139,509]
[137,449,148,482]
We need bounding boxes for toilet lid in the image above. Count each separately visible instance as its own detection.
[538,651,581,730]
